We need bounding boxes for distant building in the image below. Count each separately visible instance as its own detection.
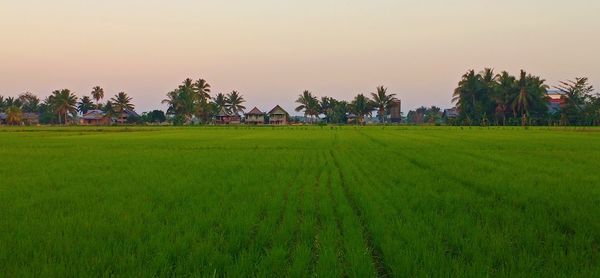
[346,113,357,124]
[215,107,241,124]
[245,107,265,125]
[390,99,402,123]
[116,109,140,124]
[0,112,39,125]
[268,105,289,125]
[443,107,459,119]
[547,90,565,114]
[443,107,459,125]
[21,113,40,125]
[80,110,111,125]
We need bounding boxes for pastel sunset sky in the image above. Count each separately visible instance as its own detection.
[1,0,599,114]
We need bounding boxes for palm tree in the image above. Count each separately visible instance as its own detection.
[162,89,179,115]
[4,97,23,109]
[193,79,212,123]
[213,93,228,112]
[161,79,195,123]
[18,92,40,113]
[295,90,320,123]
[453,70,483,125]
[91,86,104,108]
[110,92,134,124]
[103,100,118,123]
[512,70,531,124]
[370,86,398,123]
[78,96,95,115]
[512,70,549,125]
[0,96,5,112]
[111,92,134,113]
[194,79,211,101]
[319,97,334,123]
[556,77,595,125]
[6,105,22,125]
[350,94,373,125]
[494,71,517,125]
[49,89,78,125]
[226,91,246,115]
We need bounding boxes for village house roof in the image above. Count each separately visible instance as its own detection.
[22,113,39,120]
[268,105,288,115]
[121,109,140,118]
[443,108,459,118]
[82,110,106,120]
[245,107,264,115]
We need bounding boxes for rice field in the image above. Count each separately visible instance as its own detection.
[1,126,599,276]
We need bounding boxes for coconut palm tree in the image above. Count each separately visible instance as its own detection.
[110,92,134,113]
[494,71,518,125]
[103,100,118,123]
[556,77,595,125]
[453,70,484,125]
[77,96,95,115]
[162,80,194,123]
[18,92,40,113]
[162,89,179,115]
[213,93,228,112]
[6,105,22,125]
[193,79,212,123]
[370,86,398,123]
[512,70,549,125]
[4,97,23,109]
[319,97,335,123]
[295,90,320,123]
[110,92,134,124]
[194,79,211,101]
[0,96,5,112]
[49,89,78,125]
[350,94,373,125]
[91,86,104,108]
[512,70,531,123]
[226,91,246,115]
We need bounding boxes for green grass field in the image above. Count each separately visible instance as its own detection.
[1,126,599,276]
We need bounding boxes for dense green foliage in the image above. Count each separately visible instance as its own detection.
[1,127,599,276]
[452,69,599,126]
[295,87,397,124]
[0,87,135,125]
[162,78,249,125]
[556,77,599,125]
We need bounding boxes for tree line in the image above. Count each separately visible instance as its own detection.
[294,86,399,124]
[452,68,599,126]
[0,88,135,125]
[161,78,246,125]
[162,78,401,125]
[2,71,598,126]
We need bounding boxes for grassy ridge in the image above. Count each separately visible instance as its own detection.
[0,126,599,276]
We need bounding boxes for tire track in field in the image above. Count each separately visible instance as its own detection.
[249,155,306,268]
[329,149,392,278]
[324,152,349,277]
[308,154,324,276]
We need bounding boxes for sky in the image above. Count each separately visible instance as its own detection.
[1,0,599,114]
